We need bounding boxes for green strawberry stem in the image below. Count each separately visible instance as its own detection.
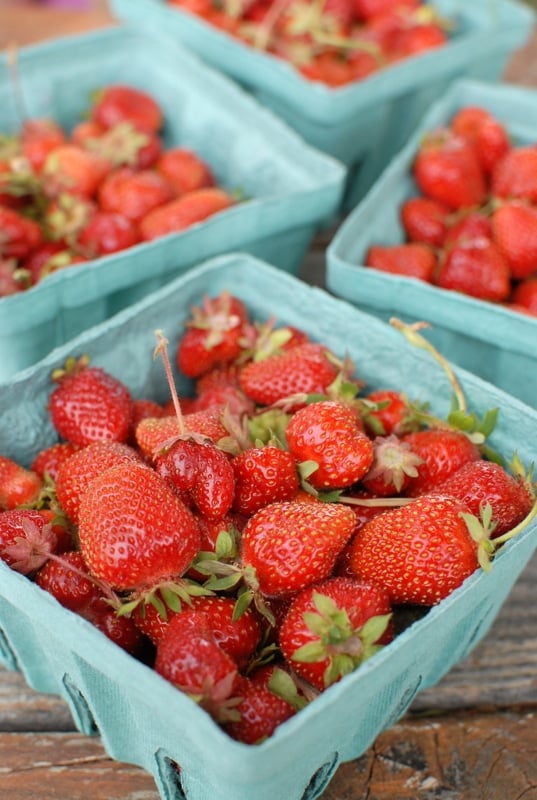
[492,496,537,547]
[154,329,186,436]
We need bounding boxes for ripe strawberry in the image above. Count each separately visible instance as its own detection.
[0,455,42,510]
[353,0,418,21]
[77,462,201,591]
[21,117,67,172]
[361,434,422,496]
[365,242,437,282]
[0,508,61,575]
[511,276,537,314]
[436,237,511,303]
[55,440,142,524]
[0,207,43,260]
[492,202,537,281]
[223,675,296,744]
[97,167,173,222]
[135,408,230,458]
[31,441,80,482]
[139,187,235,241]
[285,400,374,490]
[450,105,510,176]
[90,84,163,133]
[70,119,105,148]
[48,357,133,447]
[278,576,393,691]
[432,459,535,537]
[413,128,487,211]
[400,196,449,247]
[42,144,110,199]
[76,210,140,258]
[35,550,101,611]
[156,147,215,196]
[232,445,300,516]
[402,428,481,497]
[176,291,249,379]
[349,494,480,605]
[492,145,537,203]
[82,595,148,656]
[239,342,341,408]
[443,211,493,247]
[240,500,357,596]
[190,383,254,417]
[390,21,448,61]
[362,388,415,436]
[22,242,73,286]
[83,121,163,171]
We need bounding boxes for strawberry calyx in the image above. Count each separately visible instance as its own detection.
[3,517,58,575]
[115,577,213,619]
[267,666,310,711]
[51,354,91,384]
[84,122,150,168]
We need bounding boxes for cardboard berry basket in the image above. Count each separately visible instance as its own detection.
[1,252,537,800]
[326,78,537,410]
[108,0,533,211]
[0,25,345,382]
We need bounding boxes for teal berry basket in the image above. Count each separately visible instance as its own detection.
[326,78,537,410]
[1,252,536,800]
[109,0,534,211]
[0,25,345,382]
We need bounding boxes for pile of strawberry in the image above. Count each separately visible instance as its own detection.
[365,104,537,316]
[0,84,235,296]
[168,0,450,87]
[0,291,535,744]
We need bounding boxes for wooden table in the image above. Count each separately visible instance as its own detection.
[1,2,537,798]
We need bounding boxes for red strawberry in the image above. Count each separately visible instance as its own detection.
[232,445,300,516]
[77,462,201,591]
[511,276,537,314]
[492,202,537,281]
[353,0,418,22]
[223,675,296,744]
[436,237,511,303]
[239,342,341,408]
[402,428,481,497]
[82,596,148,656]
[176,291,249,379]
[361,434,422,496]
[156,147,215,196]
[278,576,393,691]
[0,508,61,575]
[31,441,81,482]
[400,196,449,247]
[450,105,510,176]
[55,440,142,524]
[362,388,415,436]
[97,167,173,222]
[42,144,110,199]
[22,242,74,286]
[443,211,493,247]
[285,400,374,491]
[35,550,101,612]
[348,494,480,605]
[135,408,230,458]
[0,455,42,510]
[21,117,67,172]
[48,357,133,447]
[413,128,487,211]
[90,84,163,133]
[366,243,436,282]
[390,21,447,60]
[0,207,43,260]
[492,145,537,203]
[76,210,140,258]
[139,187,235,241]
[432,458,535,537]
[240,500,357,596]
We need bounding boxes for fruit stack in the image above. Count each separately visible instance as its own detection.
[0,25,345,380]
[109,0,533,208]
[1,253,536,800]
[327,78,537,409]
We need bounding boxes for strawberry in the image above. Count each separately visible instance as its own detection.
[365,242,436,282]
[239,342,341,408]
[435,237,511,303]
[31,441,80,482]
[42,144,110,199]
[361,434,422,496]
[362,388,415,436]
[0,455,42,510]
[413,128,487,211]
[76,210,140,258]
[353,0,419,21]
[432,458,535,538]
[97,167,173,222]
[223,675,296,744]
[90,84,163,134]
[450,105,510,176]
[232,445,300,516]
[35,550,102,612]
[492,202,537,281]
[176,291,249,379]
[139,187,235,241]
[156,147,215,196]
[400,196,449,247]
[48,356,133,447]
[348,494,480,605]
[0,508,61,575]
[240,500,357,596]
[83,122,163,171]
[21,117,67,172]
[135,408,230,458]
[0,206,43,260]
[443,211,492,247]
[22,242,73,286]
[77,462,201,591]
[82,595,148,656]
[511,276,537,314]
[285,400,374,490]
[55,440,142,524]
[492,145,537,203]
[390,21,447,61]
[402,428,481,497]
[278,576,393,691]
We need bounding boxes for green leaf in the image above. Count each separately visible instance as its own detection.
[292,641,326,663]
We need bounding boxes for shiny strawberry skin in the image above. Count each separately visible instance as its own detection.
[435,238,511,303]
[285,401,374,490]
[139,188,234,241]
[35,550,101,611]
[492,145,537,203]
[0,207,43,260]
[156,147,215,196]
[366,242,437,281]
[400,196,449,247]
[402,428,481,497]
[97,167,173,222]
[91,84,163,134]
[77,462,201,591]
[349,494,479,605]
[240,500,357,596]
[31,441,81,482]
[224,676,295,744]
[492,202,537,281]
[450,105,510,176]
[0,455,42,510]
[232,445,300,516]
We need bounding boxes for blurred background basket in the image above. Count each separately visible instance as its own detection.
[109,0,534,210]
[327,78,537,409]
[0,25,345,382]
[1,252,536,800]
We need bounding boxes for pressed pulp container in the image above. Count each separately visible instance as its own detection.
[0,26,345,381]
[1,252,536,800]
[110,0,533,209]
[327,78,537,410]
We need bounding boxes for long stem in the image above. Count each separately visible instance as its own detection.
[154,329,185,436]
[492,497,537,546]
